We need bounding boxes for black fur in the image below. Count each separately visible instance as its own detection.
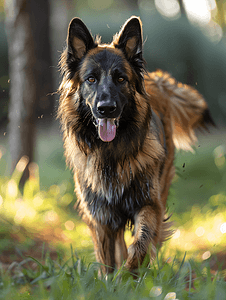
[78,172,153,230]
[58,16,215,273]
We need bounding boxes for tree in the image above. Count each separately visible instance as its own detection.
[178,0,187,19]
[5,0,53,184]
[5,0,37,183]
[28,0,54,117]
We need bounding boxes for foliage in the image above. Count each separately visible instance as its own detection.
[0,247,226,299]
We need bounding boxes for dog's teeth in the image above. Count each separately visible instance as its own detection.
[93,118,99,127]
[114,118,120,127]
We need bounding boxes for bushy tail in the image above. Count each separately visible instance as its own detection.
[145,70,215,151]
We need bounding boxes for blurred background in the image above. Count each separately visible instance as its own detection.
[0,0,226,268]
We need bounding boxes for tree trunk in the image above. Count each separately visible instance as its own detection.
[5,0,37,183]
[178,0,187,19]
[28,0,54,117]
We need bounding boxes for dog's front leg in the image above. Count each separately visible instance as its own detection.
[124,205,163,272]
[88,222,116,274]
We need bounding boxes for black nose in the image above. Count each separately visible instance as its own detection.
[97,101,117,117]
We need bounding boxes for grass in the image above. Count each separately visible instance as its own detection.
[0,125,225,298]
[1,246,226,299]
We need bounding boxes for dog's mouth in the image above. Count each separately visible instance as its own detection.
[94,118,119,142]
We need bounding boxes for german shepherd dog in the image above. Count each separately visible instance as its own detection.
[58,16,214,273]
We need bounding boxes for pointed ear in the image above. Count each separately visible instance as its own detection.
[114,16,143,59]
[67,18,96,59]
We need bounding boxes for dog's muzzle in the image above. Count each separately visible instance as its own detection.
[93,100,121,142]
[94,118,119,142]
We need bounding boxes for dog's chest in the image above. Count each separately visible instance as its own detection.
[79,166,153,229]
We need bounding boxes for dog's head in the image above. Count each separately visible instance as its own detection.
[61,16,145,142]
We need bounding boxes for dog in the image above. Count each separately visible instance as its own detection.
[58,16,214,273]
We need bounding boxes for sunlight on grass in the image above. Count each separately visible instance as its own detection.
[164,143,226,262]
[0,156,90,257]
[0,140,226,298]
[0,141,225,267]
[167,195,226,261]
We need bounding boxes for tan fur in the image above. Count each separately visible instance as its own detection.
[58,16,213,274]
[115,228,128,269]
[145,71,208,151]
[59,67,211,273]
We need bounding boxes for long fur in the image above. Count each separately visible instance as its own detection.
[58,16,214,273]
[145,70,215,151]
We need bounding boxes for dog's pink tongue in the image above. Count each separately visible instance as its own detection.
[98,119,116,142]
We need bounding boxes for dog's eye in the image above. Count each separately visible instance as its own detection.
[117,77,125,83]
[87,77,96,83]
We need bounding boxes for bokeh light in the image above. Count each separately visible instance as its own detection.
[14,199,36,224]
[164,292,177,300]
[154,0,180,19]
[45,210,59,223]
[33,196,44,207]
[172,229,181,239]
[202,251,211,260]
[65,220,75,231]
[220,223,226,234]
[150,286,162,297]
[207,232,216,243]
[183,0,215,24]
[7,179,18,198]
[196,226,205,237]
[16,156,29,173]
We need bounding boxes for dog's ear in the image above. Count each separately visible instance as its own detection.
[114,16,143,60]
[67,18,96,59]
[114,17,145,94]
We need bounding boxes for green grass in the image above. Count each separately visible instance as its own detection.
[1,247,226,299]
[0,125,225,298]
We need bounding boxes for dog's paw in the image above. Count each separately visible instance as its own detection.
[124,243,141,272]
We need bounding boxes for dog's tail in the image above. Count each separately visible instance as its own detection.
[145,70,215,151]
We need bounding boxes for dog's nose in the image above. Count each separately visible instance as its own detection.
[97,101,117,117]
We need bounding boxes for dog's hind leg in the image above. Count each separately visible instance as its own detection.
[124,205,163,272]
[115,228,128,269]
